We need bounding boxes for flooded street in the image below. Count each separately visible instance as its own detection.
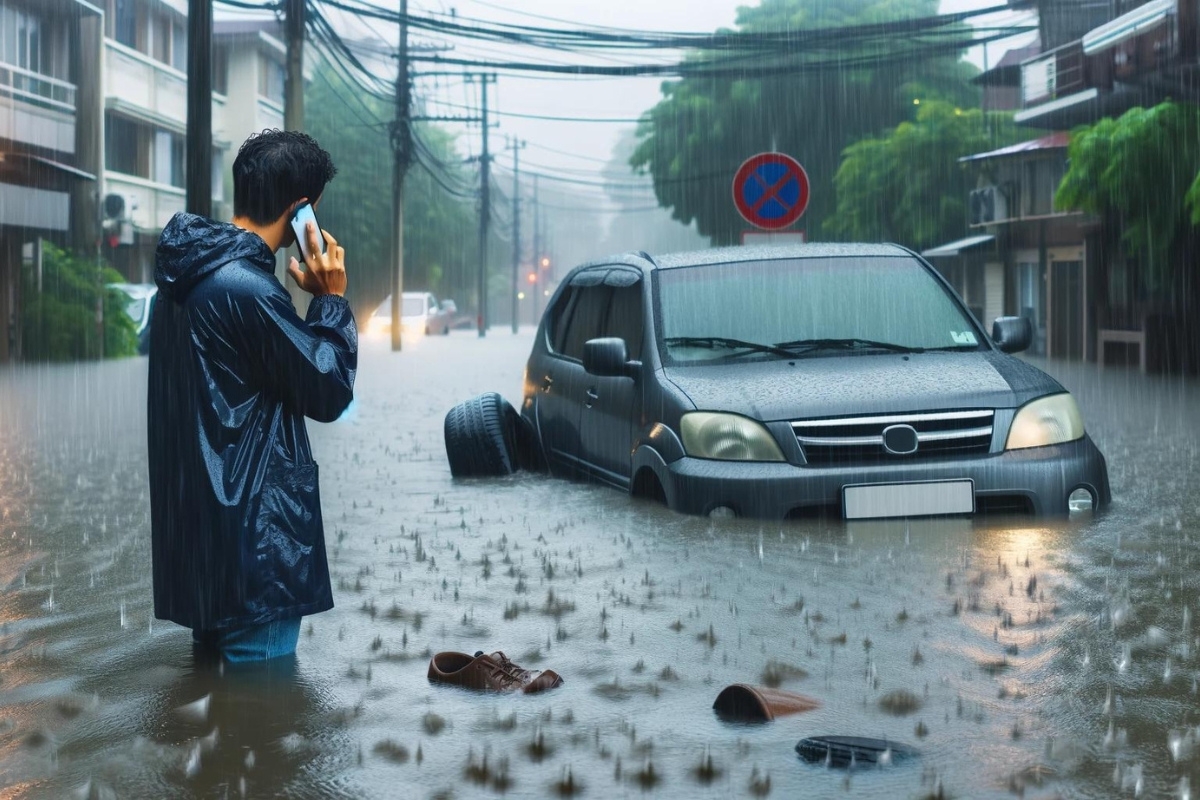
[1,331,1199,799]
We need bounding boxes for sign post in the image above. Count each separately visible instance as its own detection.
[732,152,810,241]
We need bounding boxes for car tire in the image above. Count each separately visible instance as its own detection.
[444,393,521,477]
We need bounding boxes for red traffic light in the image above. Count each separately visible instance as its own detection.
[527,272,537,284]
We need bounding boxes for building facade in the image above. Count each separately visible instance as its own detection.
[0,0,104,363]
[101,3,291,284]
[927,0,1200,373]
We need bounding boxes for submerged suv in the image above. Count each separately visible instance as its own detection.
[445,244,1110,520]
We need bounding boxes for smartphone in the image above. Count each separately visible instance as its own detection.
[290,201,326,260]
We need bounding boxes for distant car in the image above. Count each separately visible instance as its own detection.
[369,292,453,337]
[443,244,1111,521]
[108,282,157,355]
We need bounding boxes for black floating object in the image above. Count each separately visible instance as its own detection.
[795,736,918,768]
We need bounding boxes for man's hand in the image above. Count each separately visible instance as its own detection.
[288,221,347,298]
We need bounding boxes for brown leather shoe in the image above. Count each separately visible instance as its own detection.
[427,651,563,694]
[713,684,821,722]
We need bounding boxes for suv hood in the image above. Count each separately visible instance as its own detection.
[663,352,1061,421]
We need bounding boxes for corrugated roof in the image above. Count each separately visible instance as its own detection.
[971,41,1041,84]
[922,234,995,258]
[959,132,1070,163]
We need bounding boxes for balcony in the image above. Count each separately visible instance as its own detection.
[1020,41,1088,107]
[106,40,187,130]
[0,62,77,154]
[1016,0,1199,128]
[105,172,185,233]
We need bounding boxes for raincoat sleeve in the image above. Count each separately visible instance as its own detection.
[250,290,358,423]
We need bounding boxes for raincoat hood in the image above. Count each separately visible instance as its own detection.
[155,212,276,302]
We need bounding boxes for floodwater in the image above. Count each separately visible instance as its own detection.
[1,331,1198,799]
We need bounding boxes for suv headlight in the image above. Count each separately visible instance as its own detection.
[680,412,785,462]
[1005,393,1085,450]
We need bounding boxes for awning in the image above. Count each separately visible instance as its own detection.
[1082,0,1174,55]
[27,155,96,181]
[922,234,995,258]
[959,132,1069,162]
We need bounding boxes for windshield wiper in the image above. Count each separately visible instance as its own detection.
[664,336,798,359]
[773,338,926,354]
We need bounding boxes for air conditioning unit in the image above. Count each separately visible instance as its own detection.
[969,186,1008,226]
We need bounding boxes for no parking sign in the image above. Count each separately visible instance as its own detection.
[732,152,810,231]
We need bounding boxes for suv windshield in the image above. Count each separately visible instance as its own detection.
[656,256,984,364]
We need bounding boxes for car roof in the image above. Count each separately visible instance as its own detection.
[574,243,915,273]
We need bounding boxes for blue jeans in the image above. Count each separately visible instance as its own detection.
[192,618,302,663]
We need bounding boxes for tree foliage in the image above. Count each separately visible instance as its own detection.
[21,243,136,361]
[827,101,1020,250]
[304,61,489,318]
[631,0,980,245]
[1057,102,1200,290]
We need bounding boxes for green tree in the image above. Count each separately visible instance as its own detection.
[304,61,487,319]
[1057,102,1200,292]
[631,0,981,245]
[21,243,136,361]
[827,101,1019,250]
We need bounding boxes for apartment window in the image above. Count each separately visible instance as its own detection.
[172,21,187,72]
[0,4,46,74]
[212,43,229,95]
[258,53,284,103]
[150,13,170,63]
[109,0,137,49]
[154,130,186,188]
[106,114,145,176]
[212,148,225,203]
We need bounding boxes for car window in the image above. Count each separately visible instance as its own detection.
[548,286,577,354]
[602,283,644,361]
[560,285,612,360]
[656,256,985,364]
[402,297,424,316]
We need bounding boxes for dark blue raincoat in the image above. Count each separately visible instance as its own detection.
[148,212,357,631]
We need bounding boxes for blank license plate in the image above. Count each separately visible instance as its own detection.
[842,480,975,520]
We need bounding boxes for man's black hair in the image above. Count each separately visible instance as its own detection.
[232,130,337,226]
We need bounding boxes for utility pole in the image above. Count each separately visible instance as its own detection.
[409,70,488,332]
[390,0,412,352]
[284,0,304,131]
[532,174,541,326]
[186,0,212,219]
[506,137,525,334]
[468,73,497,337]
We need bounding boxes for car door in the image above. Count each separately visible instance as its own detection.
[534,273,611,477]
[578,273,644,488]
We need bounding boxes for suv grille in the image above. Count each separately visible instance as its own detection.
[792,410,994,465]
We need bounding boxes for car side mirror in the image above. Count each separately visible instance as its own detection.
[583,338,635,377]
[992,316,1032,353]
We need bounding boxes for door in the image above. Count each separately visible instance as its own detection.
[1018,262,1047,356]
[534,279,610,477]
[1050,260,1083,359]
[579,280,644,487]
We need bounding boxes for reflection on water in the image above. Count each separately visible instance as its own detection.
[0,341,1198,798]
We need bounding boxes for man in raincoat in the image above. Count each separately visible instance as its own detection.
[148,130,356,662]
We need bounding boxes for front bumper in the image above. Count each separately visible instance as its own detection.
[659,435,1110,520]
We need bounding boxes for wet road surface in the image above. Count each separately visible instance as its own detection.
[1,330,1198,799]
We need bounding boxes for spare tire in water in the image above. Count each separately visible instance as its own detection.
[444,393,521,477]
